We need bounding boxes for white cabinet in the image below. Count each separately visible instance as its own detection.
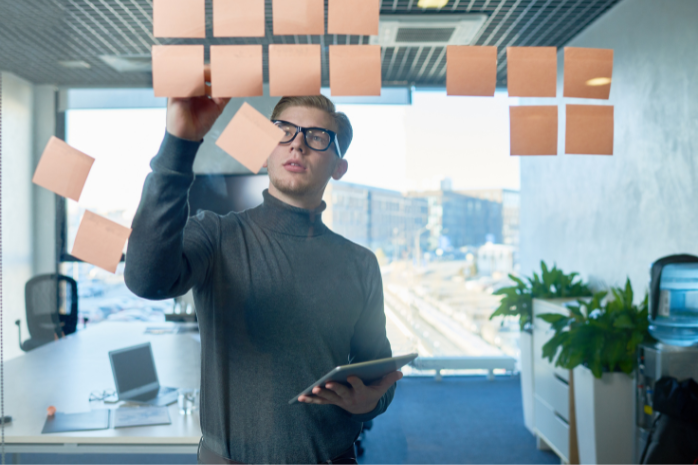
[533,299,578,464]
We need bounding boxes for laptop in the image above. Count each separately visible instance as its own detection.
[108,342,178,406]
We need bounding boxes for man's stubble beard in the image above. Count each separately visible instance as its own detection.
[268,167,316,198]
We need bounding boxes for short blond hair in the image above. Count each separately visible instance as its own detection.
[270,95,353,157]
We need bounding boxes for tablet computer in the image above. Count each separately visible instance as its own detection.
[289,353,418,404]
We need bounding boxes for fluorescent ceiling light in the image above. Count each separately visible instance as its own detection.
[586,77,612,86]
[99,55,152,73]
[58,60,91,69]
[418,0,449,8]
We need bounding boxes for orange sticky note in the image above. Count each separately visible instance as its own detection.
[213,0,265,37]
[152,45,205,98]
[507,47,557,97]
[33,136,95,202]
[215,103,285,173]
[269,45,322,97]
[565,105,613,155]
[153,0,205,38]
[211,45,263,97]
[329,45,381,96]
[272,0,324,35]
[71,211,132,274]
[446,46,497,96]
[327,0,380,36]
[509,106,558,156]
[563,47,613,99]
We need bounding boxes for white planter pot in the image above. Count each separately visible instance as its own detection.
[519,330,535,434]
[573,365,634,464]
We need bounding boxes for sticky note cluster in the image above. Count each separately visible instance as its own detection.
[151,0,382,99]
[33,137,132,274]
[505,46,614,157]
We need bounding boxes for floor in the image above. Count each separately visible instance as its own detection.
[12,375,559,464]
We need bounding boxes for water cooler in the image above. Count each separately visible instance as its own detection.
[634,254,698,462]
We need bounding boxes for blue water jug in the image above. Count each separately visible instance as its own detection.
[649,255,698,347]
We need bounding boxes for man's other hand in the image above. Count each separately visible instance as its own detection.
[166,65,231,142]
[297,370,403,415]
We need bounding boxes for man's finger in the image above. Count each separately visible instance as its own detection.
[378,371,404,388]
[324,382,351,398]
[312,387,342,404]
[345,376,366,392]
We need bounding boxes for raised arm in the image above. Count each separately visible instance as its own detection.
[124,78,230,300]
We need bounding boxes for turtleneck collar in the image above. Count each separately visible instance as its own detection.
[247,189,328,237]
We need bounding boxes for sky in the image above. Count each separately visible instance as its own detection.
[66,90,520,225]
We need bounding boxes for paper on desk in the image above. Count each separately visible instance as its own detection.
[506,47,557,98]
[446,46,497,97]
[33,137,95,202]
[563,47,613,99]
[113,406,171,428]
[268,45,322,97]
[329,45,381,96]
[152,45,206,98]
[272,0,324,35]
[213,0,265,37]
[509,106,558,156]
[153,0,205,38]
[215,103,285,173]
[565,104,614,155]
[211,45,263,97]
[327,0,380,36]
[71,211,132,274]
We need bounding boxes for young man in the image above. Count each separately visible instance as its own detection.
[124,88,402,464]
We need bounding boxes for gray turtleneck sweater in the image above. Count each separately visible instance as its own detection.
[124,132,395,464]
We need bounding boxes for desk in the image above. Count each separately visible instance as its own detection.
[2,322,202,458]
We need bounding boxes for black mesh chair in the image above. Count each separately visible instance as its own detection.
[15,274,78,352]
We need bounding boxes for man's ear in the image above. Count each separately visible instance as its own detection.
[331,159,348,181]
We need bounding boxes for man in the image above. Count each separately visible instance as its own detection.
[124,83,402,464]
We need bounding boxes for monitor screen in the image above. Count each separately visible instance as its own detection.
[111,343,158,393]
[188,174,269,217]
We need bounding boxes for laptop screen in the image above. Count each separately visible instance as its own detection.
[110,343,158,394]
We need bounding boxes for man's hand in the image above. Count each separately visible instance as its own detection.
[298,370,403,415]
[166,65,231,142]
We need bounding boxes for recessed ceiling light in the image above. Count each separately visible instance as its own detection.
[58,60,91,69]
[418,0,449,8]
[586,77,612,86]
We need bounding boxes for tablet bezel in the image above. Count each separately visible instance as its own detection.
[288,353,418,404]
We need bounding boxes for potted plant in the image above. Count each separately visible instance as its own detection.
[490,261,591,434]
[539,279,654,464]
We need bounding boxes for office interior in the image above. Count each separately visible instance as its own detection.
[1,0,697,463]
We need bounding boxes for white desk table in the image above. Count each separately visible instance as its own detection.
[2,321,202,458]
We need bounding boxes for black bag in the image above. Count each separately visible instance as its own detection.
[641,376,698,464]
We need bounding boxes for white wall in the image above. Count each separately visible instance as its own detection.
[1,71,35,361]
[519,0,698,297]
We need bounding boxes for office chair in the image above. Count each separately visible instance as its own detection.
[16,274,78,352]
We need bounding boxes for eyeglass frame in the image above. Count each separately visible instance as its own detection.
[271,120,343,159]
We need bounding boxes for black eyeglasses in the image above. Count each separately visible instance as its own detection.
[272,120,343,158]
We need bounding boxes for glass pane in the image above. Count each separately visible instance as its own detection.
[64,109,174,325]
[334,91,521,375]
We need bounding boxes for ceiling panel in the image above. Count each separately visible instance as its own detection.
[0,0,620,88]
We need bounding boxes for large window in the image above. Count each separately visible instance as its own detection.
[63,108,173,326]
[62,90,522,372]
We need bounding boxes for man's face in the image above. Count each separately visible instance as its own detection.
[264,106,348,202]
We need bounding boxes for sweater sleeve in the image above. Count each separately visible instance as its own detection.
[124,132,219,300]
[347,254,397,423]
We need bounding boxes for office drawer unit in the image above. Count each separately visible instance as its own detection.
[533,299,575,463]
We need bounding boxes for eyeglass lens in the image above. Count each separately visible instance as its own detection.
[275,122,332,151]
